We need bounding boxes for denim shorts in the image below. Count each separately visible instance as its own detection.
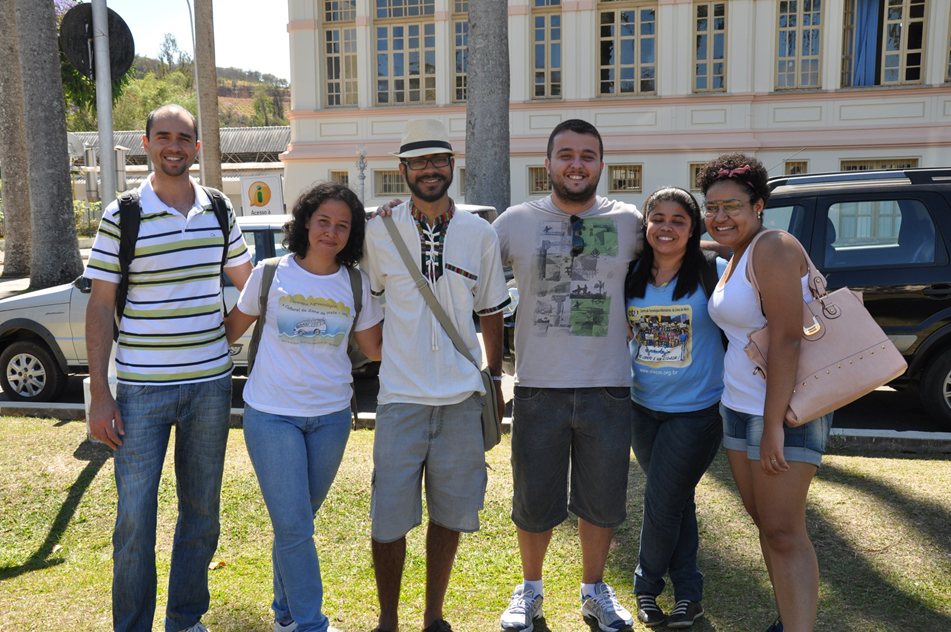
[370,394,487,543]
[720,404,833,467]
[511,386,632,532]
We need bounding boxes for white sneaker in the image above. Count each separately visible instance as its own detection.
[581,582,634,632]
[500,584,544,632]
[274,620,297,632]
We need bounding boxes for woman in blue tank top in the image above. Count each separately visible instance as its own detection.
[624,187,726,629]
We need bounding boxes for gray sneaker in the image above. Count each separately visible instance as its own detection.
[581,582,634,632]
[183,624,209,632]
[501,584,544,632]
[274,619,297,632]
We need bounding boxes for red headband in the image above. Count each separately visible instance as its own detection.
[717,164,751,178]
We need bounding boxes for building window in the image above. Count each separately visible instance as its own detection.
[330,170,350,185]
[689,163,705,191]
[598,3,657,96]
[326,27,358,107]
[529,167,552,194]
[376,23,437,105]
[694,2,726,92]
[375,170,409,196]
[532,4,562,98]
[785,161,808,175]
[776,0,822,89]
[608,165,642,193]
[376,0,434,19]
[454,17,468,102]
[455,1,468,12]
[458,167,466,197]
[325,0,356,21]
[840,158,919,171]
[841,0,926,87]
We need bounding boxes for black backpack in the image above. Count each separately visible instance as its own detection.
[113,186,232,341]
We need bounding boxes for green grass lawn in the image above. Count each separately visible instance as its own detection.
[0,416,949,631]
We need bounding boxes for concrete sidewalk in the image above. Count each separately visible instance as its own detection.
[0,248,92,299]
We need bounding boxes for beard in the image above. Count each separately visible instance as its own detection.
[551,173,599,205]
[407,170,453,203]
[158,157,190,177]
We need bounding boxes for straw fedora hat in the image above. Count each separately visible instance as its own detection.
[391,119,459,158]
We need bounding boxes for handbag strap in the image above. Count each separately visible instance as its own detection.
[381,214,478,367]
[246,256,282,374]
[745,229,828,315]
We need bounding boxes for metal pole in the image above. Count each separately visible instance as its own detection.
[91,0,116,205]
[356,145,368,204]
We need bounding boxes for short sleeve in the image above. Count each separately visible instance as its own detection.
[354,270,384,332]
[361,217,386,298]
[224,201,252,267]
[236,261,265,316]
[473,228,511,316]
[84,199,122,284]
[493,209,512,267]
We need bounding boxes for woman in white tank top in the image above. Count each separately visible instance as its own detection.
[701,155,832,632]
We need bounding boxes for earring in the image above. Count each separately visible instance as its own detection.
[757,212,763,220]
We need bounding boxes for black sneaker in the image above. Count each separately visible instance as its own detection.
[634,593,665,628]
[666,601,704,628]
[765,618,784,632]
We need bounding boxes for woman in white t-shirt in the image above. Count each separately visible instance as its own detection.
[704,155,832,632]
[226,182,383,632]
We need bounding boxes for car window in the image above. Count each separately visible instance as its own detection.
[762,204,804,237]
[273,230,288,258]
[824,199,936,269]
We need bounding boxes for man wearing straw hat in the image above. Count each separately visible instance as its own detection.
[361,119,510,632]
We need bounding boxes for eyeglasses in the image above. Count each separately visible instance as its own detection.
[570,215,585,257]
[402,155,452,171]
[702,200,750,218]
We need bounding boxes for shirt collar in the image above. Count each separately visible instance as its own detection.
[410,198,455,229]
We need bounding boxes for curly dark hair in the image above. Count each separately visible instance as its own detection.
[283,182,366,268]
[625,187,705,301]
[696,153,771,206]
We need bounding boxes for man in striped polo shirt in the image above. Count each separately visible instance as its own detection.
[85,104,252,632]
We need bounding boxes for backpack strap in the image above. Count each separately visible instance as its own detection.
[346,265,364,428]
[246,257,281,375]
[202,186,233,316]
[114,189,142,342]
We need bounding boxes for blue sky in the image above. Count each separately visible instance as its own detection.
[103,0,290,81]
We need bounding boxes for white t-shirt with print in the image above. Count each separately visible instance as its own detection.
[237,255,383,417]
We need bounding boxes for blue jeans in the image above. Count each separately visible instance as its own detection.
[630,401,722,602]
[112,375,232,632]
[243,405,352,632]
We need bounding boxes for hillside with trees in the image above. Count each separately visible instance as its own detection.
[65,33,290,132]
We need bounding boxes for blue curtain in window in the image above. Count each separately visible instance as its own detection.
[853,0,879,86]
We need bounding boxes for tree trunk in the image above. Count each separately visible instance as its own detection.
[0,0,31,276]
[194,0,222,189]
[14,0,83,288]
[465,0,510,215]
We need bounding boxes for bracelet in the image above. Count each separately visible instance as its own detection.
[491,375,503,381]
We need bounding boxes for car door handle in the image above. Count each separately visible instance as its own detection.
[923,285,951,299]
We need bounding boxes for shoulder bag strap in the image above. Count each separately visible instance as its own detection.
[745,229,827,316]
[246,257,281,374]
[381,214,478,367]
[346,265,363,428]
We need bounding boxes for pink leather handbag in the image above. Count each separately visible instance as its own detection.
[743,230,907,426]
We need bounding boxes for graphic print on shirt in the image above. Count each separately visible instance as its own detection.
[276,294,351,346]
[627,304,693,368]
[530,218,618,338]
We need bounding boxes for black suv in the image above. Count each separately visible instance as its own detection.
[765,168,951,428]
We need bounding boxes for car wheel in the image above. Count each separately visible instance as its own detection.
[919,350,951,429]
[0,340,68,402]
